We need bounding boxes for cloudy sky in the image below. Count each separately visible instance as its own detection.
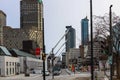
[0,0,120,54]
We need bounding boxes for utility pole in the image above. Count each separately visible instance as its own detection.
[51,49,54,79]
[42,54,46,80]
[42,18,46,80]
[90,0,94,80]
[109,5,113,80]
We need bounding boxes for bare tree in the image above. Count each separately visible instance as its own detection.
[93,13,120,79]
[93,13,120,38]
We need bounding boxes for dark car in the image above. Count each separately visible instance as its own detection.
[53,70,61,75]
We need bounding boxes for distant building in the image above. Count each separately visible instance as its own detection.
[66,48,80,68]
[85,37,105,65]
[81,17,89,45]
[65,26,76,52]
[0,10,6,45]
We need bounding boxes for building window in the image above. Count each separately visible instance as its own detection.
[12,62,14,66]
[13,68,14,74]
[6,68,8,75]
[9,62,11,66]
[6,62,8,66]
[10,68,11,74]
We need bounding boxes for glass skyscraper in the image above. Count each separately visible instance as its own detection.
[81,17,89,45]
[65,26,76,52]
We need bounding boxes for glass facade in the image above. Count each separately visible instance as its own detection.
[81,17,89,45]
[65,26,76,52]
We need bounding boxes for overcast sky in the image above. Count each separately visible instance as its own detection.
[0,0,120,54]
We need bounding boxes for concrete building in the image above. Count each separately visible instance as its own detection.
[0,46,20,77]
[0,10,6,45]
[66,48,80,67]
[62,52,66,68]
[84,36,105,65]
[81,17,89,45]
[0,10,6,26]
[19,57,43,73]
[0,46,43,76]
[0,56,20,77]
[3,26,41,53]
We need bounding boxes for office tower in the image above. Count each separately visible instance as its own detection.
[20,0,44,49]
[65,26,76,52]
[0,10,6,45]
[81,17,89,45]
[20,0,43,30]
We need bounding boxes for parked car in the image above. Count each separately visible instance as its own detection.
[42,71,50,76]
[53,70,61,75]
[32,69,42,74]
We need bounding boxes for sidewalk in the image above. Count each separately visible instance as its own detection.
[0,74,41,80]
[49,74,90,80]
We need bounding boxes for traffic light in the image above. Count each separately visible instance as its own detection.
[100,41,109,55]
[42,53,46,60]
[100,41,105,54]
[35,48,41,55]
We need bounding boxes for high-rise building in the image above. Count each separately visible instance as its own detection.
[0,10,6,45]
[0,10,6,26]
[81,17,89,45]
[65,26,76,52]
[20,0,43,30]
[20,0,44,49]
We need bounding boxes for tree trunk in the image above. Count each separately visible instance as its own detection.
[118,56,120,79]
[116,54,120,79]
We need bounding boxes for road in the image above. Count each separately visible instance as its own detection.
[60,69,70,75]
[0,69,91,80]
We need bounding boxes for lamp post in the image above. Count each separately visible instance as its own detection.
[109,5,113,80]
[90,0,94,80]
[42,18,46,80]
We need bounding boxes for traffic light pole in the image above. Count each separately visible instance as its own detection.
[109,5,113,80]
[42,18,46,80]
[90,0,94,80]
[43,59,46,80]
[51,48,54,79]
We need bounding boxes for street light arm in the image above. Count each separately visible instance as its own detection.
[52,29,70,50]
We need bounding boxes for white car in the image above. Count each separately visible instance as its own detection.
[42,71,50,76]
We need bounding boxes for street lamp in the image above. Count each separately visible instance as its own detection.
[90,0,94,80]
[109,5,113,80]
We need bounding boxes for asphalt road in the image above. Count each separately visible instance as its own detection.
[0,69,91,80]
